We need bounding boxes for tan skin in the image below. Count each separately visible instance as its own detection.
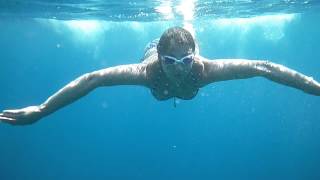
[1,38,320,125]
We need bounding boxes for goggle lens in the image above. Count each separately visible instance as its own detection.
[182,57,193,64]
[163,57,176,64]
[161,54,194,65]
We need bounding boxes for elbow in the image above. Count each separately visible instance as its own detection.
[254,60,273,77]
[81,73,100,90]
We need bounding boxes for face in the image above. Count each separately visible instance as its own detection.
[159,46,194,83]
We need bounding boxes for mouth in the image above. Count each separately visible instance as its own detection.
[174,72,185,78]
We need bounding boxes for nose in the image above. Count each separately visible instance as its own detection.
[175,63,185,71]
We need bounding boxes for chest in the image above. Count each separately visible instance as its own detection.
[151,77,198,100]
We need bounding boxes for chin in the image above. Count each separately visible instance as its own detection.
[174,73,188,79]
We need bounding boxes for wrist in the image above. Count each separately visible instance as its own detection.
[38,104,47,116]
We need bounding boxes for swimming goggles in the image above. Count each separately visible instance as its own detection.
[160,54,194,65]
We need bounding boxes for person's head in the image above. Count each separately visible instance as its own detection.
[157,27,196,81]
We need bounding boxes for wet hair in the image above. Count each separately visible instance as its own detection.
[157,27,195,56]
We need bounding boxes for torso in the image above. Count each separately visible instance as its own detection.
[144,53,204,101]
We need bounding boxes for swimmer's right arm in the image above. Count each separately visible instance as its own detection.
[0,64,148,126]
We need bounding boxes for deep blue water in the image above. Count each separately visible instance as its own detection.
[1,1,320,180]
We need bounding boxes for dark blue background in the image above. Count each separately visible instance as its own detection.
[0,13,320,179]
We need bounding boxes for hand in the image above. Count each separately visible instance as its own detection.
[0,106,43,126]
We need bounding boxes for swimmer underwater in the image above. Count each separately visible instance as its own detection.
[1,27,320,125]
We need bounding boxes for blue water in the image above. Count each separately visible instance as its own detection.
[1,1,320,179]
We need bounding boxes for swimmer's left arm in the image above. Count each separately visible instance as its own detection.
[201,59,320,96]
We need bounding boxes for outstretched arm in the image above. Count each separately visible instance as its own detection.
[0,64,147,125]
[200,59,320,96]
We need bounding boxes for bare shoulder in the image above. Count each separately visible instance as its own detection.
[197,57,244,86]
[199,58,257,75]
[200,57,226,69]
[194,56,212,87]
[197,56,220,77]
[98,63,148,76]
[90,63,149,87]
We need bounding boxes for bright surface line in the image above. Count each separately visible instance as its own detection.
[65,20,101,34]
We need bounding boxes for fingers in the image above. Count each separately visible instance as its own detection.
[0,113,17,125]
[0,116,16,121]
[3,109,23,116]
[0,118,18,126]
[0,115,15,120]
[0,109,35,126]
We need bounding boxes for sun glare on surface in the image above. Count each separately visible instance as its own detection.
[155,0,197,37]
[215,14,296,26]
[155,0,174,20]
[211,14,297,41]
[65,20,101,35]
[176,0,195,21]
[177,0,197,37]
